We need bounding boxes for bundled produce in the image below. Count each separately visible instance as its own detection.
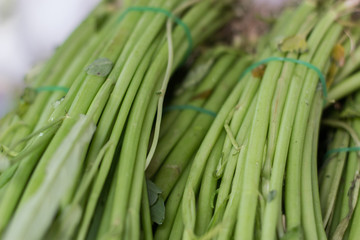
[319,91,360,240]
[317,32,360,240]
[1,0,360,239]
[145,1,360,239]
[0,0,231,239]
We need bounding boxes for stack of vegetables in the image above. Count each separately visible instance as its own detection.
[0,0,231,239]
[317,23,360,240]
[150,1,360,239]
[1,0,360,239]
[319,95,360,239]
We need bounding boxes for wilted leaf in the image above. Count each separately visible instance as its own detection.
[146,179,162,206]
[278,35,308,53]
[252,65,266,78]
[326,62,338,88]
[332,44,345,67]
[85,58,113,77]
[150,197,165,225]
[191,89,213,100]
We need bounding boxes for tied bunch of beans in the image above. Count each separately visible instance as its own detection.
[0,0,231,239]
[1,0,360,240]
[152,1,360,240]
[319,92,360,240]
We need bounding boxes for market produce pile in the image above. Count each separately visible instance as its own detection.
[1,0,360,239]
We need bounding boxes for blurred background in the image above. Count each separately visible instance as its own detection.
[0,0,100,116]
[0,0,294,117]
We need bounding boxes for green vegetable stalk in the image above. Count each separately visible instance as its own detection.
[0,0,231,239]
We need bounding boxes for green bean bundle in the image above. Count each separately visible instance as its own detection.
[0,0,231,239]
[155,1,360,240]
[319,91,360,240]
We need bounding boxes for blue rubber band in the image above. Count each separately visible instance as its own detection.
[324,146,360,159]
[118,6,193,60]
[164,105,217,117]
[35,86,69,93]
[239,57,327,104]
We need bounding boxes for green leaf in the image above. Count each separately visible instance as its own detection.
[145,179,165,225]
[146,179,162,206]
[175,58,214,95]
[267,190,277,202]
[150,197,165,225]
[278,35,308,53]
[85,58,113,77]
[3,115,96,240]
[21,88,37,104]
[17,87,40,116]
